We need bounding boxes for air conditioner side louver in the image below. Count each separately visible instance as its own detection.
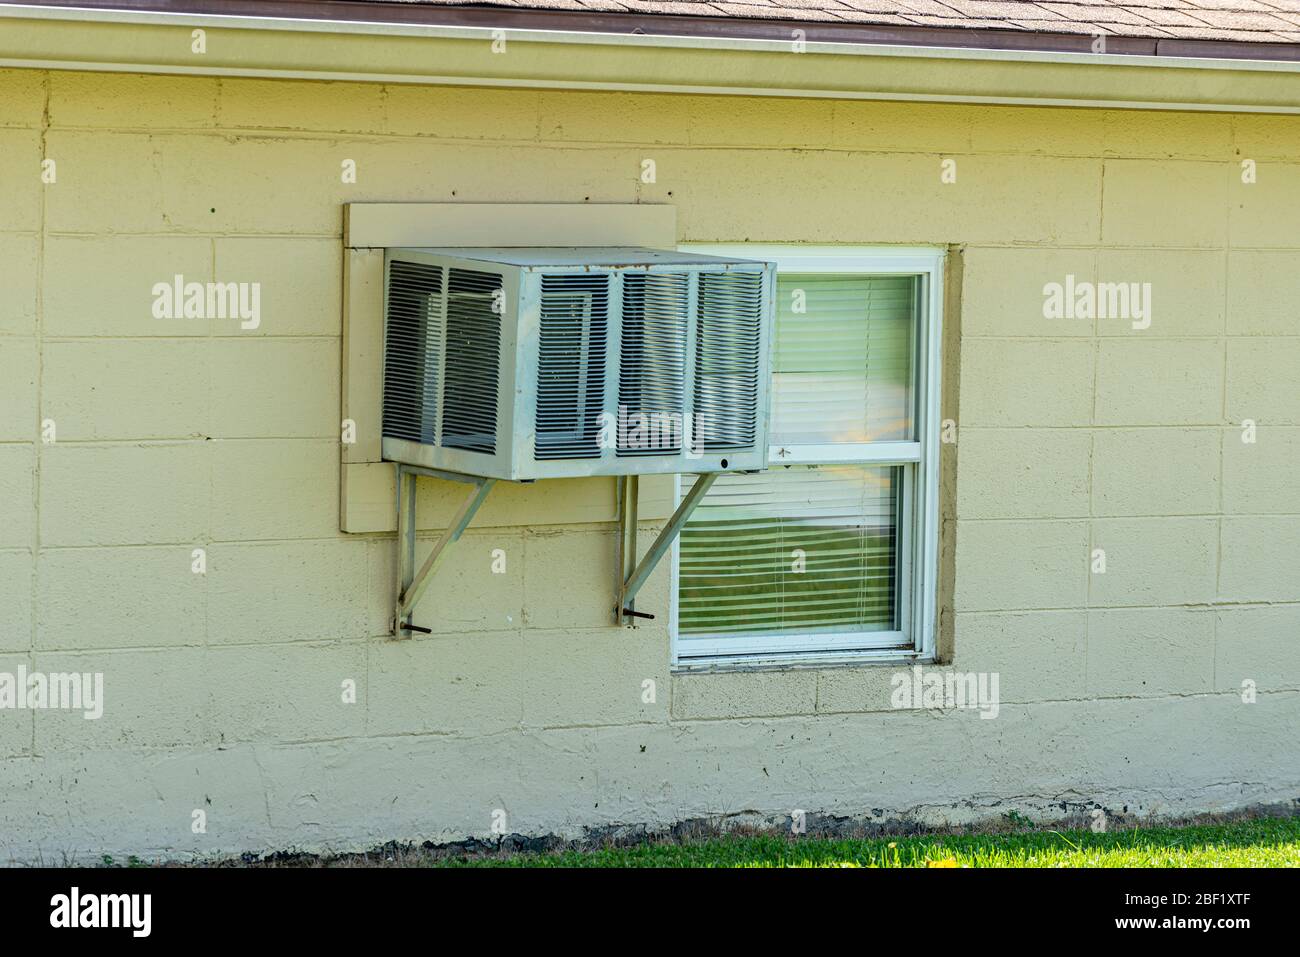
[382,259,444,445]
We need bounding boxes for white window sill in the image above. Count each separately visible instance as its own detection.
[672,648,931,674]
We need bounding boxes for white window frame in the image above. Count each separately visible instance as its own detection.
[670,245,945,669]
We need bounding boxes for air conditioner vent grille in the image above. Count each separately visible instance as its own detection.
[440,268,503,454]
[382,260,444,445]
[535,273,610,460]
[695,270,764,451]
[618,272,689,457]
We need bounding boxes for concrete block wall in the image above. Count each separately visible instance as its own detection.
[0,69,1297,861]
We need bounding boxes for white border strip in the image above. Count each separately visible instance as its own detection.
[4,59,1300,114]
[5,57,1300,115]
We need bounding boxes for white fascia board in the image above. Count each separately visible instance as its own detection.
[4,4,1300,112]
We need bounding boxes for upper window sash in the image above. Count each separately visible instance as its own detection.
[682,243,943,458]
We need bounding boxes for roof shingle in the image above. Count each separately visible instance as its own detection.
[387,0,1300,42]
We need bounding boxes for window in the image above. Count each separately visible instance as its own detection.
[671,246,944,666]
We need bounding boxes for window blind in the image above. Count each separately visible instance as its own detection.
[770,274,915,446]
[678,465,899,636]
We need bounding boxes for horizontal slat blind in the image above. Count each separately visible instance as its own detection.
[678,466,898,636]
[771,274,914,447]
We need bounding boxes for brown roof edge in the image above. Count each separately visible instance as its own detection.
[6,0,1300,63]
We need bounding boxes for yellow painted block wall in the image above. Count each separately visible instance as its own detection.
[0,69,1297,860]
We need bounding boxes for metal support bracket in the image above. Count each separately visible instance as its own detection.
[393,463,495,637]
[615,472,718,626]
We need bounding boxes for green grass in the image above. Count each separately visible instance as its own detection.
[433,816,1300,868]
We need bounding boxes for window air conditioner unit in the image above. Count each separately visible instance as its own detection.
[381,247,775,481]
